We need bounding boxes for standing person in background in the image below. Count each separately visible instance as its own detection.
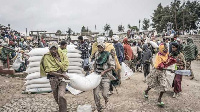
[113,35,124,64]
[131,41,140,72]
[113,35,124,84]
[59,41,68,55]
[123,38,133,68]
[141,44,152,82]
[78,36,90,72]
[182,38,198,80]
[40,42,69,112]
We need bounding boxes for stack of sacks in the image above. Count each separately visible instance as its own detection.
[67,45,84,74]
[24,45,84,93]
[25,48,50,93]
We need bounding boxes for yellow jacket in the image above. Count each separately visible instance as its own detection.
[91,42,121,71]
[40,49,69,77]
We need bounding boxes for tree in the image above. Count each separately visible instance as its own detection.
[118,25,125,32]
[56,30,62,36]
[66,28,73,38]
[151,1,200,33]
[142,18,150,30]
[109,30,113,37]
[104,24,111,32]
[128,24,139,32]
[151,3,164,33]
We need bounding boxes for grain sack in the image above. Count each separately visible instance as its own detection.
[25,67,40,74]
[68,58,83,62]
[28,56,43,62]
[26,88,52,93]
[28,62,40,67]
[69,62,82,66]
[150,41,159,48]
[121,62,133,80]
[26,83,51,89]
[67,53,81,58]
[66,72,101,91]
[25,77,49,85]
[68,66,82,70]
[28,48,49,56]
[68,70,83,74]
[25,72,41,80]
[68,49,81,53]
[66,83,83,95]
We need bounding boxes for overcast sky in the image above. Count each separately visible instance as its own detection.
[0,0,186,34]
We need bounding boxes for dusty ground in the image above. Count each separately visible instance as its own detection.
[0,61,200,112]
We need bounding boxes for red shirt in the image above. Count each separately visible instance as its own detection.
[124,44,133,60]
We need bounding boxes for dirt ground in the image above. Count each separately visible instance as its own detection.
[0,61,200,112]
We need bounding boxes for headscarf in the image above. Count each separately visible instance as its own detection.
[154,43,169,68]
[123,38,129,44]
[49,41,58,49]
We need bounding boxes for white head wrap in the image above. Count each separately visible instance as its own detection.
[112,35,119,41]
[97,37,105,43]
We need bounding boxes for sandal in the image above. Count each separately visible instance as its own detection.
[143,91,148,99]
[157,102,165,107]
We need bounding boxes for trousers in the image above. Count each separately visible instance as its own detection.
[49,77,67,112]
[93,78,110,111]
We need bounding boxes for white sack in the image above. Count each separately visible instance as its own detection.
[28,56,43,62]
[121,62,134,80]
[28,48,49,56]
[67,45,77,49]
[77,105,92,112]
[12,53,23,70]
[26,83,51,89]
[67,73,85,77]
[26,88,52,93]
[67,53,81,58]
[150,41,159,48]
[166,64,176,87]
[66,84,83,95]
[25,67,40,74]
[68,66,82,70]
[25,72,41,80]
[66,72,101,91]
[68,58,83,62]
[68,49,81,53]
[25,77,49,85]
[69,62,82,66]
[68,70,83,74]
[28,62,40,68]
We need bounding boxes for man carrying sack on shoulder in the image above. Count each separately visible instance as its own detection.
[40,41,69,112]
[93,42,116,112]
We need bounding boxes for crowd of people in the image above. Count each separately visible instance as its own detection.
[38,34,198,112]
[0,25,199,111]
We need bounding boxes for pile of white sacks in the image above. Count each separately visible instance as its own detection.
[24,45,102,95]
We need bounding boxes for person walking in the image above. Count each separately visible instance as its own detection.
[40,42,69,112]
[182,38,198,80]
[123,38,133,68]
[144,43,177,107]
[92,42,116,112]
[170,42,186,98]
[141,44,152,82]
